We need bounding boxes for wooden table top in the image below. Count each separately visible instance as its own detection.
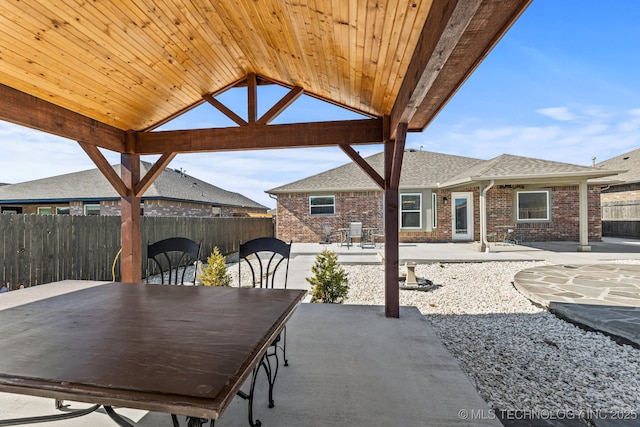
[0,283,306,419]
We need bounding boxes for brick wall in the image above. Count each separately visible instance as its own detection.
[276,184,602,243]
[276,191,384,242]
[485,185,601,242]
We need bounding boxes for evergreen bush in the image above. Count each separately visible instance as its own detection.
[306,249,349,303]
[200,247,231,287]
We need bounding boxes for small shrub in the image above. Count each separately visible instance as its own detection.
[200,247,231,287]
[306,249,349,303]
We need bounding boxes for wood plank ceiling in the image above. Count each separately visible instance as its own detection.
[0,0,531,139]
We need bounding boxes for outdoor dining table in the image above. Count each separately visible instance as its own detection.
[0,282,306,425]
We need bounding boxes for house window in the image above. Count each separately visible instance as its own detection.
[517,190,549,221]
[401,193,421,229]
[84,204,100,216]
[431,193,438,229]
[1,207,22,214]
[56,207,70,215]
[37,207,52,215]
[310,196,335,216]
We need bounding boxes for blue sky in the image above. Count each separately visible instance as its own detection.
[1,0,640,209]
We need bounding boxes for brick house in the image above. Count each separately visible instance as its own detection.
[0,162,268,217]
[268,150,621,248]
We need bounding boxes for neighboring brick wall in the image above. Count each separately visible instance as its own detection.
[276,184,602,243]
[0,200,266,218]
[144,200,212,217]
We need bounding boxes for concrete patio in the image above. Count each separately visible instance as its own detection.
[2,237,639,426]
[0,281,499,427]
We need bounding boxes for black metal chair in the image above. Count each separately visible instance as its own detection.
[146,237,202,285]
[144,237,209,427]
[236,237,292,427]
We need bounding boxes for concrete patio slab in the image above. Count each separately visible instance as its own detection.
[0,281,499,427]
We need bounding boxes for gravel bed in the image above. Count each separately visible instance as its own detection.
[343,261,640,416]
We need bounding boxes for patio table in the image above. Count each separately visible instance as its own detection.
[0,282,306,425]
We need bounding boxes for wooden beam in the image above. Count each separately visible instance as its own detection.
[134,152,177,197]
[77,141,128,198]
[410,0,532,131]
[389,0,481,138]
[120,152,142,283]
[247,73,257,125]
[0,84,125,152]
[389,124,407,189]
[339,144,384,189]
[203,94,248,127]
[257,86,304,125]
[135,119,383,154]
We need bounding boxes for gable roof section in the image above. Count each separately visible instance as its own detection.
[595,147,640,185]
[267,150,484,193]
[440,154,622,188]
[268,151,625,194]
[0,162,267,210]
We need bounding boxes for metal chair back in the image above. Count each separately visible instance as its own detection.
[347,222,363,247]
[238,237,291,289]
[146,237,201,285]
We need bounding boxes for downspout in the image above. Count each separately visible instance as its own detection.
[481,180,495,253]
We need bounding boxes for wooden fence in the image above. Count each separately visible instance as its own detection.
[602,221,640,238]
[1,215,273,288]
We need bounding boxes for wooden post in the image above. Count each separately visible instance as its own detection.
[383,124,406,318]
[120,151,142,282]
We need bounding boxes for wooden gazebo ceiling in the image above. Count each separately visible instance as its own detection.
[0,0,530,153]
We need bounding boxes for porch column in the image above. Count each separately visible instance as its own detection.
[121,152,142,282]
[479,184,487,252]
[577,180,591,252]
[383,125,406,318]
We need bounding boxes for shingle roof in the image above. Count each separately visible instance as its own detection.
[0,162,267,210]
[440,154,620,188]
[267,150,484,193]
[267,151,623,194]
[595,147,639,184]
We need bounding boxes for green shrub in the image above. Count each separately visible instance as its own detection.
[306,249,349,303]
[200,247,231,287]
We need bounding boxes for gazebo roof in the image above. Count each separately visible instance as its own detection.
[0,0,531,149]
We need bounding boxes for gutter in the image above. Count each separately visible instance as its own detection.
[481,180,495,253]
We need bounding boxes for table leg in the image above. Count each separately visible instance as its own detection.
[0,403,100,426]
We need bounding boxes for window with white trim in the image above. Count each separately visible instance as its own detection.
[517,190,549,221]
[309,196,335,216]
[401,193,421,229]
[37,207,52,215]
[84,204,100,216]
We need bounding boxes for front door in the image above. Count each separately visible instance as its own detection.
[451,192,473,241]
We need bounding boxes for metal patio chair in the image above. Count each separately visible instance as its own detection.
[237,237,292,427]
[344,221,363,248]
[146,237,202,285]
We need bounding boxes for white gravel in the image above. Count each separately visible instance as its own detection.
[343,261,640,416]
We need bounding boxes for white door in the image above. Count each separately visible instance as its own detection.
[451,192,473,241]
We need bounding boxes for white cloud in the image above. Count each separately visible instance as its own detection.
[537,107,577,121]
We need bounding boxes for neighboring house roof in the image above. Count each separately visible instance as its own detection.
[267,150,484,193]
[595,147,640,185]
[0,162,268,210]
[268,150,623,194]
